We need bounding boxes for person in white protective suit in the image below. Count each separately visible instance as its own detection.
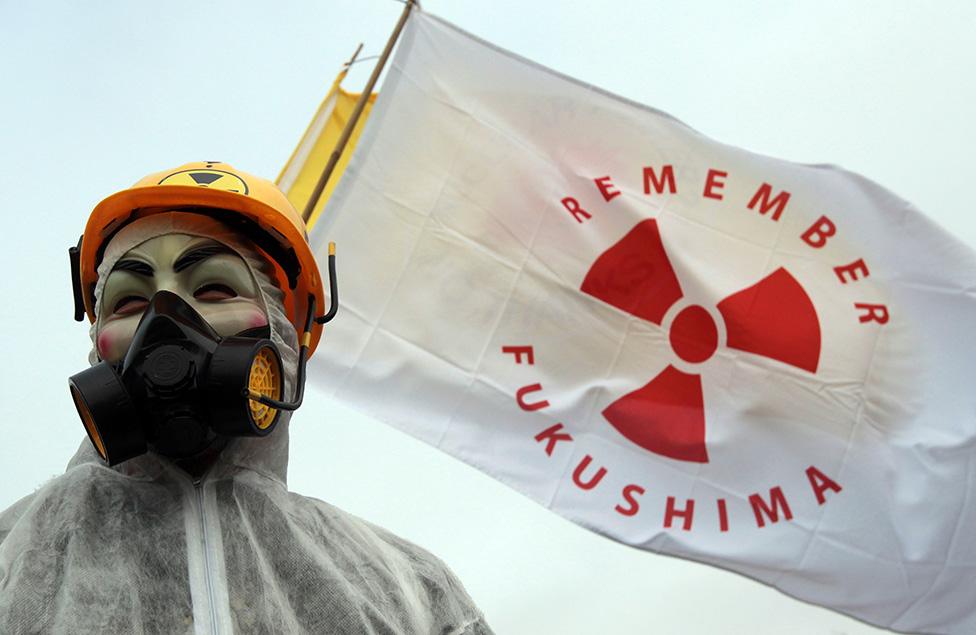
[0,162,492,634]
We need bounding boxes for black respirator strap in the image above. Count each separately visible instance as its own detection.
[69,234,86,322]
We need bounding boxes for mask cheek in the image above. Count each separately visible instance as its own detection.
[200,302,268,337]
[97,319,138,363]
[247,310,269,330]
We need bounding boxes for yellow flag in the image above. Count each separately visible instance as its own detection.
[277,69,376,230]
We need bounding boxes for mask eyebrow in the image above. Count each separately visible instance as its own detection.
[173,244,234,273]
[112,259,154,277]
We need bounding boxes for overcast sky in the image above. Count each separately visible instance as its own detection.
[1,1,973,633]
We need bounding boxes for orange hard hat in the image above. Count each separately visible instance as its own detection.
[70,161,326,357]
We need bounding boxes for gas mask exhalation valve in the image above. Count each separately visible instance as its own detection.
[69,290,285,465]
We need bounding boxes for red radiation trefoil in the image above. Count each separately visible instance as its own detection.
[581,219,821,463]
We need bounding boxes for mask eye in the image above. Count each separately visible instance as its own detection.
[113,296,149,316]
[194,283,238,302]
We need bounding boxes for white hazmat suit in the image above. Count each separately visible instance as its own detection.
[0,213,491,634]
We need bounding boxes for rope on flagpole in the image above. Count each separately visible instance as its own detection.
[343,43,364,71]
[301,0,418,223]
[346,55,381,67]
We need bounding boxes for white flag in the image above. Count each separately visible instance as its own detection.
[309,10,976,633]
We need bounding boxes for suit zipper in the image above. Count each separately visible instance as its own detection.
[193,477,221,635]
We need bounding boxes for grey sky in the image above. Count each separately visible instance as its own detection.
[1,1,973,633]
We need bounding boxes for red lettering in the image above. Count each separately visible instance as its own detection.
[615,484,645,517]
[806,466,843,505]
[561,197,591,224]
[748,486,793,528]
[717,498,729,532]
[642,165,677,195]
[747,183,791,221]
[572,455,608,490]
[834,258,870,284]
[534,423,574,456]
[854,303,890,324]
[703,169,728,200]
[502,345,535,365]
[664,496,695,531]
[594,176,621,202]
[801,215,837,248]
[516,383,549,411]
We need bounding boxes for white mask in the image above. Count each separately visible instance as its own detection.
[96,233,268,362]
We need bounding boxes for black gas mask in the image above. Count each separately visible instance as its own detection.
[69,291,287,465]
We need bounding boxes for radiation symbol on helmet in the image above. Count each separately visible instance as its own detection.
[158,169,249,195]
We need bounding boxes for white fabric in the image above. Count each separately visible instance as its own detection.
[0,211,490,634]
[308,10,976,634]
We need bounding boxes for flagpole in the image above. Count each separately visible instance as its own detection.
[301,0,418,223]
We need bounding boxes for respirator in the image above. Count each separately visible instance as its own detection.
[69,290,285,465]
[69,245,338,466]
